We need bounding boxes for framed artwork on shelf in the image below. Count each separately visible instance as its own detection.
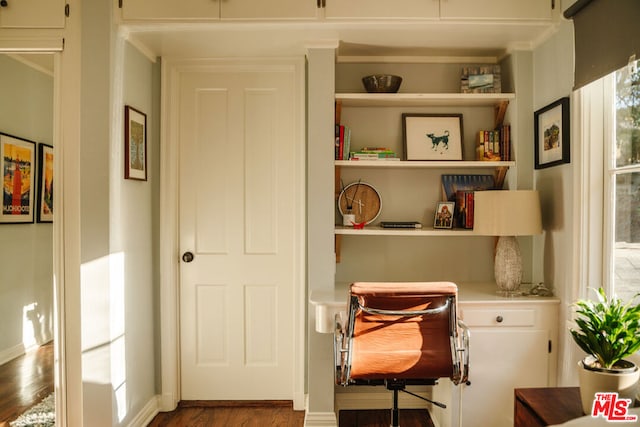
[37,143,54,223]
[402,113,464,161]
[1,133,35,224]
[124,105,147,180]
[433,201,454,229]
[534,97,570,169]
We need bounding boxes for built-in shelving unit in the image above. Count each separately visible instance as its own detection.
[335,160,515,168]
[334,90,516,262]
[335,225,476,236]
[335,92,515,108]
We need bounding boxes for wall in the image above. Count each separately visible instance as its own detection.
[80,0,160,423]
[0,54,54,362]
[532,18,577,385]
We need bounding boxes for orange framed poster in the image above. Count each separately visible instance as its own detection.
[1,133,35,224]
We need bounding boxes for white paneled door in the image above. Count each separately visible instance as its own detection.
[177,61,302,400]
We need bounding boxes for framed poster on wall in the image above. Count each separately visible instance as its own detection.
[1,133,35,223]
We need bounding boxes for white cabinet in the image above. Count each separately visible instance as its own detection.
[324,0,439,19]
[221,0,316,19]
[122,0,219,20]
[458,297,559,427]
[121,0,316,21]
[441,0,552,20]
[324,0,551,20]
[0,0,65,28]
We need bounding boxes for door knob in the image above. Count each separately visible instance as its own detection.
[182,252,194,263]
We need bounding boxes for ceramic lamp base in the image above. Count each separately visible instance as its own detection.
[494,235,523,296]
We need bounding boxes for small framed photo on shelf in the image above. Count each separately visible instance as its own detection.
[124,105,147,181]
[402,113,463,161]
[534,97,570,169]
[433,201,454,229]
[460,65,501,93]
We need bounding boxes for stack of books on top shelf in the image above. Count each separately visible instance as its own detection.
[476,124,511,161]
[349,147,399,161]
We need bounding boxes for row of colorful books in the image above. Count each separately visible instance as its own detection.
[476,124,511,161]
[334,130,400,161]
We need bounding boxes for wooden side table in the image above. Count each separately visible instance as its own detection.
[514,387,584,427]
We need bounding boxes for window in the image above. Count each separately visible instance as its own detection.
[607,59,640,302]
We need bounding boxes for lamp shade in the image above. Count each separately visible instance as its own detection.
[473,190,542,236]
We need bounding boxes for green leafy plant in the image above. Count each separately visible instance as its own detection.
[570,287,640,369]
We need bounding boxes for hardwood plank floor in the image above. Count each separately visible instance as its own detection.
[149,402,433,427]
[0,342,54,426]
[339,409,435,427]
[148,401,305,427]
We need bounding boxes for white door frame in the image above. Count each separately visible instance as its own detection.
[0,34,83,426]
[158,57,306,411]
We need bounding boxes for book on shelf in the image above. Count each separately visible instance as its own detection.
[349,147,398,160]
[455,191,474,229]
[476,124,511,161]
[349,152,399,160]
[334,125,351,160]
[380,221,423,229]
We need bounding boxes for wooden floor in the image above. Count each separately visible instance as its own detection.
[339,409,435,427]
[0,342,54,426]
[0,344,432,427]
[149,402,433,427]
[148,401,306,427]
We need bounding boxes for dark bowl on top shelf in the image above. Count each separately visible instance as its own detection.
[362,75,403,93]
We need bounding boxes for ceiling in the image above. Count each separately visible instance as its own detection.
[123,20,560,60]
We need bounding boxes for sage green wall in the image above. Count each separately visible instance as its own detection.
[0,54,53,361]
[532,19,576,386]
[80,0,160,423]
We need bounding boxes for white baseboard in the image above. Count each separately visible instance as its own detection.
[0,343,25,365]
[304,411,338,427]
[126,395,160,427]
[158,392,178,412]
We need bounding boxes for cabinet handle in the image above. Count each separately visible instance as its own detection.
[496,315,504,323]
[0,1,8,7]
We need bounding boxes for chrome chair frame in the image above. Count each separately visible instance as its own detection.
[334,283,470,426]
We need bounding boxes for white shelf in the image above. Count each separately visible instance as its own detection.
[335,160,514,168]
[335,225,476,236]
[335,92,515,107]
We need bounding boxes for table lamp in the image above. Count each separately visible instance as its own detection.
[473,190,542,296]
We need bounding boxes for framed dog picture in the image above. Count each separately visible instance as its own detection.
[402,113,464,161]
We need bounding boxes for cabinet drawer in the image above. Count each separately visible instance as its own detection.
[462,309,535,327]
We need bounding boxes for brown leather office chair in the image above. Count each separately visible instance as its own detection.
[334,281,469,427]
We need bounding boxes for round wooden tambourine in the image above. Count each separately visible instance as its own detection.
[338,181,382,225]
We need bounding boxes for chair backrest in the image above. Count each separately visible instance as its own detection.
[339,281,462,384]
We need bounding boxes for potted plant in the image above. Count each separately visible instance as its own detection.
[570,287,640,414]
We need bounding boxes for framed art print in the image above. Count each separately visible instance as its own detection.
[433,201,454,229]
[534,97,570,169]
[1,133,35,223]
[37,143,54,223]
[125,105,147,180]
[402,113,464,161]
